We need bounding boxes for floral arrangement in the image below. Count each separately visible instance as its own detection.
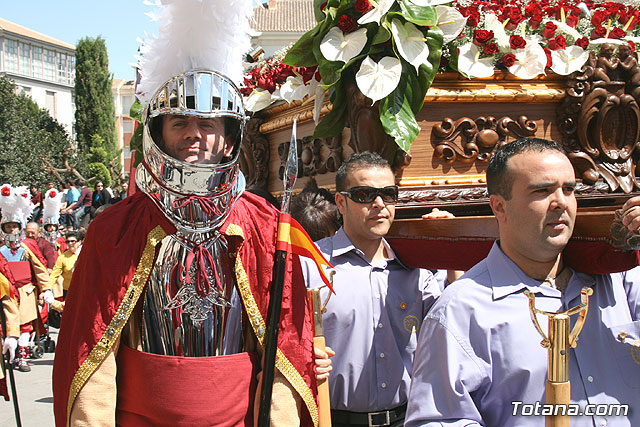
[244,0,640,153]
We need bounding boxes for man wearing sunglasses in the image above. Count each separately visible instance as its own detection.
[49,231,81,300]
[303,152,447,427]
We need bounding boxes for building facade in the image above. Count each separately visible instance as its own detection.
[0,18,76,137]
[251,0,315,57]
[112,78,137,174]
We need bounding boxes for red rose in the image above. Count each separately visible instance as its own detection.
[548,35,567,50]
[591,10,607,27]
[544,47,552,68]
[314,70,322,82]
[257,76,275,93]
[610,27,627,39]
[566,14,579,28]
[501,53,516,67]
[574,37,589,49]
[354,0,373,14]
[337,14,358,33]
[501,7,524,30]
[473,29,494,46]
[525,2,542,17]
[483,43,499,55]
[509,35,527,50]
[628,40,636,52]
[542,22,557,38]
[0,186,10,197]
[320,1,327,11]
[49,190,57,198]
[529,14,543,30]
[299,66,318,84]
[591,26,607,40]
[467,11,481,27]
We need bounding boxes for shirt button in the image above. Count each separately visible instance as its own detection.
[600,418,607,426]
[587,376,594,383]
[378,323,383,328]
[379,353,385,358]
[381,383,387,388]
[376,294,381,299]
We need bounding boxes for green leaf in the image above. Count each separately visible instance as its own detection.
[128,99,144,121]
[397,1,437,26]
[372,22,392,45]
[313,81,348,138]
[412,27,443,112]
[284,23,322,67]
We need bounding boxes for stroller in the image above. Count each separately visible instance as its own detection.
[27,301,59,359]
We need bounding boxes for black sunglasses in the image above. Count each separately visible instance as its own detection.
[340,185,399,204]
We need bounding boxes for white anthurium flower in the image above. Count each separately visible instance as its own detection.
[355,56,402,103]
[358,0,395,25]
[391,19,430,73]
[307,78,326,125]
[320,27,368,63]
[457,43,495,78]
[624,36,640,45]
[485,13,510,50]
[435,6,467,44]
[545,20,582,40]
[508,40,547,79]
[244,89,274,112]
[550,46,590,75]
[280,75,309,104]
[408,0,453,6]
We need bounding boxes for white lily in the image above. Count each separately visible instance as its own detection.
[457,43,495,78]
[358,0,395,25]
[550,46,590,75]
[244,88,274,112]
[320,27,368,63]
[435,6,467,44]
[485,13,510,50]
[355,56,402,103]
[280,75,309,104]
[408,0,453,6]
[508,40,547,79]
[391,19,430,74]
[545,19,582,40]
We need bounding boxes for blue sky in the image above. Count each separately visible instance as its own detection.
[2,0,268,80]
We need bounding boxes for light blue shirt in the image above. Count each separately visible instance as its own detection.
[301,227,443,412]
[65,187,80,204]
[405,242,640,427]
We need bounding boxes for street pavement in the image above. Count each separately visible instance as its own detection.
[1,329,57,427]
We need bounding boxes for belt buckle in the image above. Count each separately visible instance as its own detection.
[367,410,391,427]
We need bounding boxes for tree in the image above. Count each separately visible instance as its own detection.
[0,76,76,185]
[74,37,117,165]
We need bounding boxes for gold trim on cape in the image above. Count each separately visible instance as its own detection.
[65,225,166,426]
[225,223,319,427]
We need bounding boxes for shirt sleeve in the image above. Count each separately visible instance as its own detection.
[50,255,64,287]
[622,266,640,320]
[405,314,487,427]
[421,269,443,318]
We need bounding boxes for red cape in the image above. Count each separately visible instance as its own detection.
[53,191,318,426]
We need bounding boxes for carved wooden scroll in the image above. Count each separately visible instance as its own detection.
[240,116,270,191]
[277,135,343,180]
[432,115,537,164]
[558,44,640,193]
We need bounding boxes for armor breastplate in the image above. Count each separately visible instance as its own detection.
[141,233,244,357]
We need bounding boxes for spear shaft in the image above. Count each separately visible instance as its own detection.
[0,302,22,427]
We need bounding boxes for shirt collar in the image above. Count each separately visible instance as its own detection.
[330,227,409,269]
[487,242,563,300]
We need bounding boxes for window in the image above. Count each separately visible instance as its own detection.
[19,42,30,75]
[32,46,42,78]
[69,56,76,83]
[43,48,55,81]
[121,96,135,116]
[17,86,31,97]
[57,53,67,83]
[45,91,56,118]
[123,119,134,133]
[4,39,18,73]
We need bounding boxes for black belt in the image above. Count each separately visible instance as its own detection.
[331,403,407,427]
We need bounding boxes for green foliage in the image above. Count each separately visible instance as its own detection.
[75,37,116,158]
[0,76,76,186]
[87,162,112,188]
[128,99,144,168]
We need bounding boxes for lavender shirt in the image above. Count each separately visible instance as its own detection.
[405,242,640,427]
[301,228,443,412]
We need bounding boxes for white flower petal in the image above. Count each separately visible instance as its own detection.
[355,56,402,103]
[508,41,547,79]
[550,46,590,75]
[391,19,430,73]
[358,0,395,25]
[313,80,325,125]
[589,38,628,46]
[280,76,308,103]
[545,20,582,40]
[320,27,368,63]
[408,0,452,6]
[244,89,274,112]
[485,13,509,50]
[435,6,467,44]
[457,43,495,78]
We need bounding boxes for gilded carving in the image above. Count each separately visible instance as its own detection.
[432,115,537,164]
[277,135,343,180]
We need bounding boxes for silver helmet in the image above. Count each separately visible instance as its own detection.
[136,69,246,234]
[0,185,31,247]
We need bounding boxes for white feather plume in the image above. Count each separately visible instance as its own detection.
[136,0,254,105]
[43,188,63,224]
[13,186,33,221]
[0,185,32,226]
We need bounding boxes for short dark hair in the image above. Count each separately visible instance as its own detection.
[76,179,86,187]
[291,189,341,242]
[336,152,392,192]
[65,231,78,241]
[65,179,73,186]
[486,138,567,200]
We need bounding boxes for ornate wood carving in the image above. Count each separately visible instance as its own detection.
[558,44,640,193]
[239,116,270,190]
[277,135,343,180]
[432,115,537,164]
[344,77,412,175]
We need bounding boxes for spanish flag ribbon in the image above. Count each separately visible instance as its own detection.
[276,213,335,294]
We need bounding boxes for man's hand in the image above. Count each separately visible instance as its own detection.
[3,336,17,363]
[621,197,640,232]
[42,289,55,305]
[315,345,335,381]
[422,208,455,219]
